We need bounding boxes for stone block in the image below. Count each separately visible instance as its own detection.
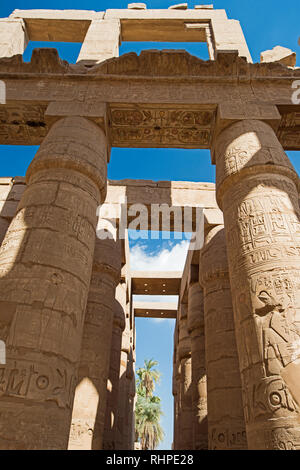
[127,3,147,9]
[260,45,296,67]
[169,3,188,9]
[194,4,213,8]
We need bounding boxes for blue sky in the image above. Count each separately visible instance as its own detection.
[0,0,300,450]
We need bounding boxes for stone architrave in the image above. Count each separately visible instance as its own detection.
[68,238,122,450]
[0,116,108,449]
[200,224,247,450]
[214,119,300,450]
[187,282,208,450]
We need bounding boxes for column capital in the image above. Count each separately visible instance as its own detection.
[213,118,299,209]
[26,116,108,200]
[211,102,281,164]
[45,101,111,161]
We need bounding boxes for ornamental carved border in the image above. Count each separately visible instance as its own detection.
[277,112,300,150]
[109,105,216,148]
[0,104,48,145]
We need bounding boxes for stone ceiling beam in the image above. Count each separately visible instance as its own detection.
[131,271,182,295]
[134,301,177,318]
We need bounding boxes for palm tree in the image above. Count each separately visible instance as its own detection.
[136,359,161,398]
[135,359,164,450]
[135,393,164,450]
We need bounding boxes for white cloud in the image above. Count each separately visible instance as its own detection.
[130,239,189,272]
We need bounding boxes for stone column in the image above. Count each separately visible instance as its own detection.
[214,119,300,449]
[187,282,208,450]
[126,344,136,450]
[68,237,122,450]
[77,19,121,66]
[200,224,247,450]
[177,304,193,450]
[0,18,28,58]
[0,116,107,449]
[103,292,126,449]
[172,323,179,449]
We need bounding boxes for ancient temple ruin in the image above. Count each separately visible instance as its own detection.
[0,4,299,450]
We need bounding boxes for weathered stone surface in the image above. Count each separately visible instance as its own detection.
[187,283,208,450]
[214,119,300,450]
[200,225,247,450]
[169,3,188,10]
[0,5,298,452]
[177,304,193,449]
[128,3,147,10]
[103,290,126,450]
[68,238,121,450]
[77,19,121,66]
[260,46,296,67]
[0,19,28,59]
[0,117,107,449]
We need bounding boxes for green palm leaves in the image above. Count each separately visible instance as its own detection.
[135,359,165,450]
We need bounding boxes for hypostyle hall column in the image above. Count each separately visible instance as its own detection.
[103,291,126,450]
[214,118,300,449]
[0,117,107,449]
[187,283,208,450]
[116,300,131,450]
[200,224,247,450]
[68,238,122,450]
[172,323,180,449]
[177,304,193,450]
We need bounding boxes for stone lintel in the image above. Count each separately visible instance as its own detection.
[134,301,177,318]
[9,10,105,42]
[131,271,182,295]
[104,8,227,21]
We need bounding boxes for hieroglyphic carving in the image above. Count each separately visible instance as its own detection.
[110,106,214,147]
[215,119,300,450]
[0,104,48,145]
[278,112,300,150]
[200,225,247,450]
[0,357,76,408]
[0,117,108,449]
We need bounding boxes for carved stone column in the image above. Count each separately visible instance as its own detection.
[200,224,247,450]
[77,19,120,65]
[103,292,126,449]
[214,119,300,449]
[68,238,122,450]
[172,323,180,449]
[187,282,208,450]
[177,305,193,449]
[0,18,28,58]
[0,116,107,449]
[115,282,130,450]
